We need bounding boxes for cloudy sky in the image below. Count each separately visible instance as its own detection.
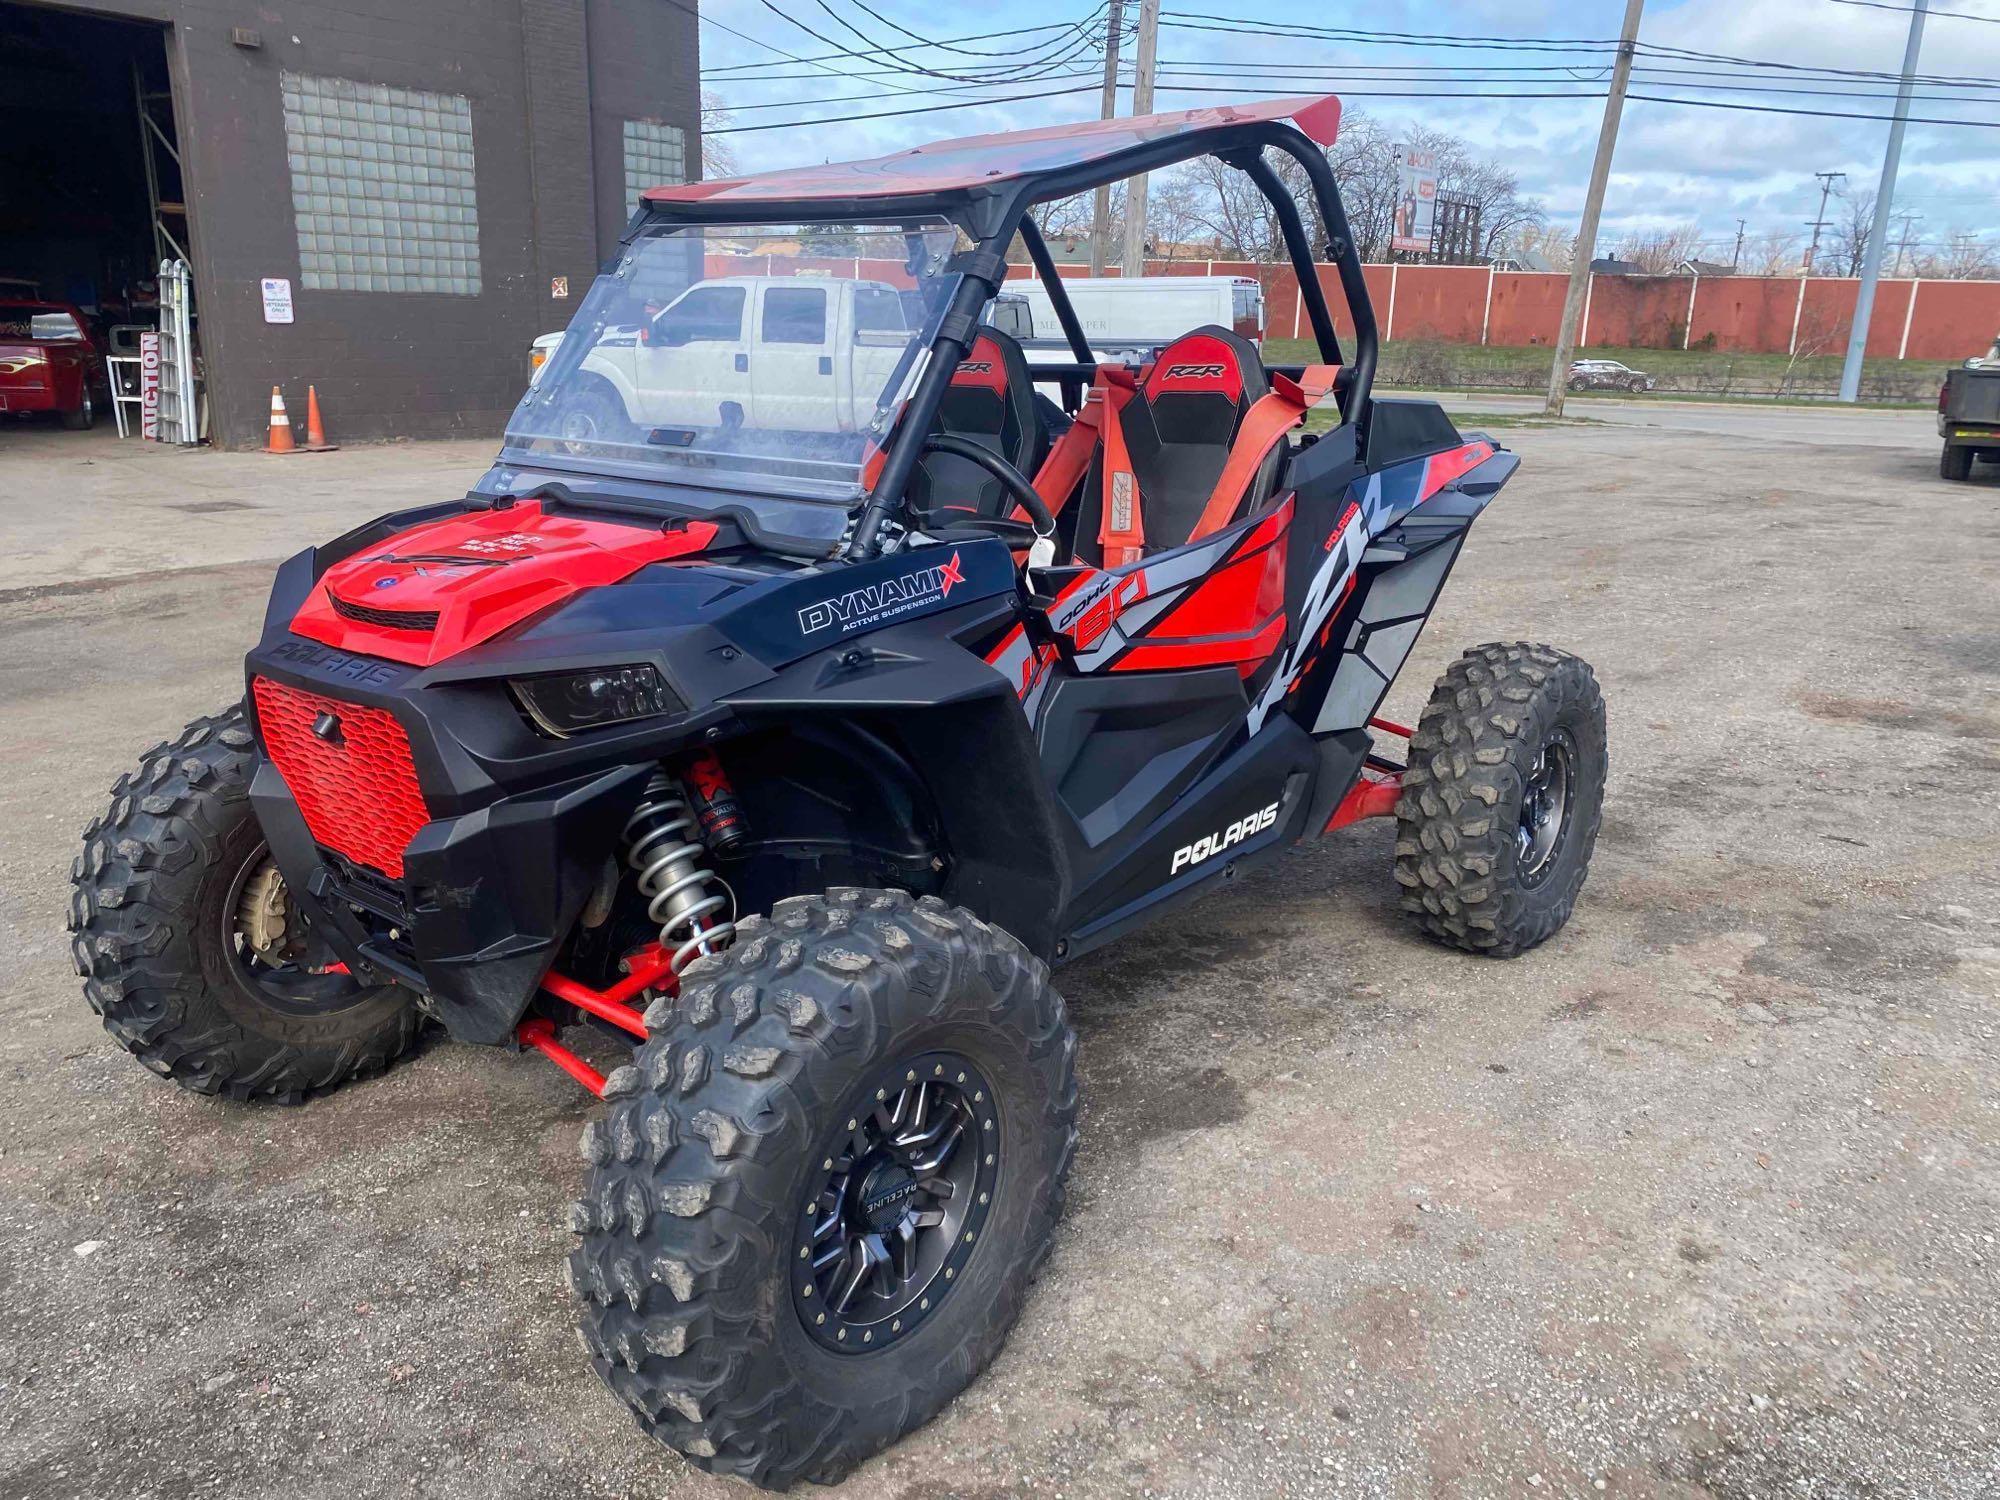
[695,0,2000,260]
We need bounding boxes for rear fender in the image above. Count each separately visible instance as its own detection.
[1307,448,1519,736]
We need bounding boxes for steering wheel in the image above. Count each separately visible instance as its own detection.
[912,434,1057,553]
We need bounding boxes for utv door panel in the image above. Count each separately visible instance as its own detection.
[1060,715,1320,950]
[1035,667,1247,856]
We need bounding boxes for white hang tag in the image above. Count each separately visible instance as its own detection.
[1027,533,1057,571]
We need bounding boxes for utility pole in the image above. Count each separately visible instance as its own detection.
[1544,0,1645,417]
[1803,170,1846,274]
[1892,212,1922,276]
[1732,218,1747,271]
[1841,0,1927,402]
[1118,0,1160,277]
[1089,0,1125,278]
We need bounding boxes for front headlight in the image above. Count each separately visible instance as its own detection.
[511,664,683,737]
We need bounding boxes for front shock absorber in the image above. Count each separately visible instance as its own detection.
[622,769,737,974]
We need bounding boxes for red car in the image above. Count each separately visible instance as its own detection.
[0,300,106,429]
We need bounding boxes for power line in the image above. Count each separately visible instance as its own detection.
[696,7,2000,135]
[790,0,1109,84]
[706,81,1109,133]
[1827,0,2000,21]
[709,70,1105,113]
[1141,61,2000,103]
[1625,88,2000,125]
[657,0,929,94]
[1145,58,2000,89]
[702,14,1107,76]
[1156,11,2000,87]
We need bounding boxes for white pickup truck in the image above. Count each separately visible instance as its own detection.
[544,275,917,435]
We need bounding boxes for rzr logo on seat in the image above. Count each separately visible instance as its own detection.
[1170,800,1279,874]
[798,551,964,635]
[958,361,994,374]
[1163,363,1228,380]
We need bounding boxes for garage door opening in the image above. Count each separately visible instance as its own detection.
[0,3,194,440]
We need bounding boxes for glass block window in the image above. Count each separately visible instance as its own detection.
[624,119,688,206]
[281,72,482,295]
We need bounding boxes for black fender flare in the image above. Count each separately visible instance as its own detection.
[719,620,1070,959]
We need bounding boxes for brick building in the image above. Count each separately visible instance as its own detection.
[0,0,699,446]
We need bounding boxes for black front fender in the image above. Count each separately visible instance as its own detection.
[722,620,1069,959]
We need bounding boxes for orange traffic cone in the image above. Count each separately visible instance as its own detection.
[265,386,295,453]
[300,384,338,451]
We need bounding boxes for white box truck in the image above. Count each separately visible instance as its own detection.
[1008,275,1265,355]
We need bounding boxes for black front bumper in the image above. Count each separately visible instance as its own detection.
[250,755,650,1046]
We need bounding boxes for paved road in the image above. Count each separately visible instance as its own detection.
[1426,391,1942,449]
[2,418,1998,1498]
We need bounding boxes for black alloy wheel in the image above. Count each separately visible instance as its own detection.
[1516,729,1576,890]
[793,1052,1000,1354]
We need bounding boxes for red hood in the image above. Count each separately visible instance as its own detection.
[290,503,717,666]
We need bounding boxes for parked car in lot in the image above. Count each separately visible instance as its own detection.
[1567,358,1655,393]
[0,300,107,429]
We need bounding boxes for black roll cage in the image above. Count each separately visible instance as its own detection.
[633,117,1379,560]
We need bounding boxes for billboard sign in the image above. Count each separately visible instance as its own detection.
[1392,146,1439,254]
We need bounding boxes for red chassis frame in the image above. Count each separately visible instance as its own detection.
[509,720,1410,1098]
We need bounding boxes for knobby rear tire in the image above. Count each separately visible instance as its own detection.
[1394,642,1607,957]
[568,888,1078,1490]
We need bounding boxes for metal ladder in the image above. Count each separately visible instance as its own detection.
[154,259,201,446]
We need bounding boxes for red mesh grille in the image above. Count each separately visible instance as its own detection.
[252,677,431,879]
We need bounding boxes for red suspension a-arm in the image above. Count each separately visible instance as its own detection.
[515,943,679,1096]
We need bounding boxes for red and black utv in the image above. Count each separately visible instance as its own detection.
[71,96,1605,1488]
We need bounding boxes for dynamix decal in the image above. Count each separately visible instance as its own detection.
[798,551,965,636]
[1170,800,1279,874]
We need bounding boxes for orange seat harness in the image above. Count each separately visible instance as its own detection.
[1005,361,1342,566]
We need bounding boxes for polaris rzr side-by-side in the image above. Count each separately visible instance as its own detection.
[70,96,1605,1489]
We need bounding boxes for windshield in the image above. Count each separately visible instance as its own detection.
[505,220,964,504]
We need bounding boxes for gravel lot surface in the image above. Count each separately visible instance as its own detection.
[2,414,1996,1498]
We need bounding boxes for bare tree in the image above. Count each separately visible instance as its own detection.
[1915,230,1999,280]
[1178,154,1284,261]
[1613,223,1706,273]
[1500,222,1578,270]
[700,92,738,180]
[1318,111,1543,263]
[1147,171,1212,265]
[1323,111,1401,261]
[1744,230,1805,277]
[1824,189,1876,277]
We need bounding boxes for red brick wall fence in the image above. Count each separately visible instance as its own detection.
[1008,259,2000,362]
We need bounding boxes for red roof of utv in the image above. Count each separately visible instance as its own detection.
[645,96,1341,206]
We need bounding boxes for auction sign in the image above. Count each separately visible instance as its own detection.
[139,331,160,440]
[1391,147,1438,254]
